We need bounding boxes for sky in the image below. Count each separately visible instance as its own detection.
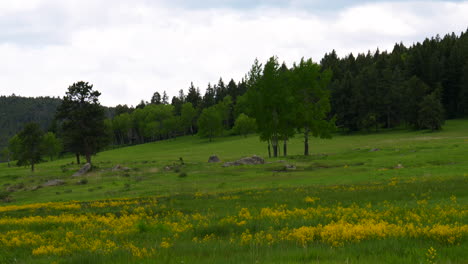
[1,0,468,107]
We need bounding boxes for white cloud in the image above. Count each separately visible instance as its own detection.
[0,1,467,106]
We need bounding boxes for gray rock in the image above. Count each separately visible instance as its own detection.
[72,163,91,177]
[223,155,265,167]
[369,148,380,152]
[30,185,42,191]
[6,183,25,192]
[42,179,65,187]
[208,155,221,163]
[285,164,296,170]
[394,164,404,169]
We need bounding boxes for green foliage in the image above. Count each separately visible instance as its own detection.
[41,132,63,161]
[181,102,197,135]
[418,91,445,131]
[291,58,335,155]
[232,113,256,137]
[0,95,62,158]
[197,107,223,142]
[16,123,45,171]
[56,81,109,164]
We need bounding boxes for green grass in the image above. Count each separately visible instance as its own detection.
[0,119,467,263]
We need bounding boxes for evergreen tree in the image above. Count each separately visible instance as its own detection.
[56,81,109,165]
[136,100,146,110]
[115,104,132,115]
[186,83,202,109]
[227,79,238,102]
[418,90,445,131]
[162,91,169,105]
[403,76,429,128]
[214,78,227,103]
[151,92,162,105]
[202,83,216,109]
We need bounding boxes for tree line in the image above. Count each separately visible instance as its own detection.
[322,30,468,132]
[2,30,468,170]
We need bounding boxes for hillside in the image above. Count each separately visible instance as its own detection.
[0,95,62,152]
[0,95,115,157]
[0,120,467,263]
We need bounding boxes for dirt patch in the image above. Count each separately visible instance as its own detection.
[148,167,159,173]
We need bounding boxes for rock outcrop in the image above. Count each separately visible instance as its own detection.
[42,179,65,187]
[72,163,91,177]
[223,155,265,167]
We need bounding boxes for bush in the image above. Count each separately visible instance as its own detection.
[77,179,88,185]
[0,191,11,201]
[178,172,188,178]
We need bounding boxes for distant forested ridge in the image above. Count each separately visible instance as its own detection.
[0,95,62,152]
[2,30,468,159]
[322,30,468,131]
[0,95,115,159]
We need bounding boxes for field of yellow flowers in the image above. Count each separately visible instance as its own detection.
[0,175,466,263]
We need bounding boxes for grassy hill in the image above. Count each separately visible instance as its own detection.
[0,120,467,263]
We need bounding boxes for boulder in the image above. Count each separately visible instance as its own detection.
[208,155,221,163]
[6,183,25,192]
[30,185,42,191]
[394,164,404,169]
[223,155,265,167]
[42,179,65,187]
[72,163,91,177]
[369,148,380,152]
[285,164,296,170]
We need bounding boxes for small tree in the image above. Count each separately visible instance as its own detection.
[197,107,223,142]
[17,123,45,172]
[41,132,63,161]
[1,147,12,167]
[292,58,335,156]
[181,102,198,135]
[233,113,256,137]
[418,91,444,131]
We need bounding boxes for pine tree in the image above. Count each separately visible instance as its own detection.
[418,90,444,131]
[56,81,109,165]
[151,92,162,105]
[162,91,169,105]
[186,83,202,109]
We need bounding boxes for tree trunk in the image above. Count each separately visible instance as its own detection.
[283,138,287,157]
[85,153,92,164]
[76,153,81,165]
[267,140,271,158]
[31,160,35,172]
[304,127,309,156]
[272,136,278,157]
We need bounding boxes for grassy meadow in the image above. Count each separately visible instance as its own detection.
[0,120,467,263]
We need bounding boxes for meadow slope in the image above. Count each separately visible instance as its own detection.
[0,120,467,263]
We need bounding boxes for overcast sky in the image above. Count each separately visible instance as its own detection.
[1,0,467,107]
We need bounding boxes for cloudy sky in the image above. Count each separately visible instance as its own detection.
[1,0,467,107]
